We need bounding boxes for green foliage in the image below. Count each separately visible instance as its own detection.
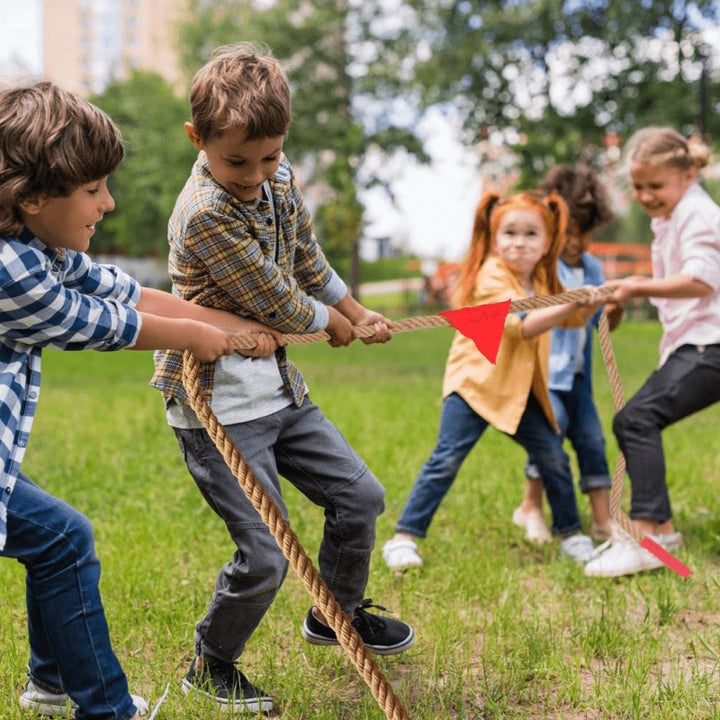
[372,0,720,185]
[90,72,197,256]
[176,0,428,274]
[360,256,423,283]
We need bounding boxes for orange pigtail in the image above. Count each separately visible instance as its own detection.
[538,191,568,296]
[453,192,501,307]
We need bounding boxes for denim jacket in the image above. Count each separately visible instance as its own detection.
[548,254,605,392]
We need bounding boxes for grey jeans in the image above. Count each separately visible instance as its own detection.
[174,397,385,664]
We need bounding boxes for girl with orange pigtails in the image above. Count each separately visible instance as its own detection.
[383,190,604,569]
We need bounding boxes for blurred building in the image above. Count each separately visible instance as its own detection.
[42,0,185,96]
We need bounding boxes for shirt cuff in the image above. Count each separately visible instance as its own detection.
[313,270,348,306]
[307,301,329,333]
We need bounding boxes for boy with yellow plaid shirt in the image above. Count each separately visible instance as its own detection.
[151,42,414,714]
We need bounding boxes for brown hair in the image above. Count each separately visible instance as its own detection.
[453,191,568,307]
[624,126,710,172]
[189,42,291,143]
[539,163,613,235]
[0,81,124,236]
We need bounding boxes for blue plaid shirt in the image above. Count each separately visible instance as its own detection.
[0,230,142,550]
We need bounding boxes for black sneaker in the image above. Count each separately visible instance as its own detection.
[181,656,273,713]
[301,599,415,656]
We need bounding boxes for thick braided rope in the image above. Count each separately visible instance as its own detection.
[596,312,646,542]
[181,351,410,720]
[229,286,615,350]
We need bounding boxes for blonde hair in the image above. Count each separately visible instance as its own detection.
[453,191,568,307]
[189,42,291,143]
[0,82,124,236]
[624,126,710,172]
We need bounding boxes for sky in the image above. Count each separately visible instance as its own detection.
[0,0,42,74]
[0,0,480,262]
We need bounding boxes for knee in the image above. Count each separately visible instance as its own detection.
[613,406,638,440]
[63,508,95,559]
[335,470,385,538]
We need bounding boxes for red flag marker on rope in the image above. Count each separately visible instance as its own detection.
[439,299,511,364]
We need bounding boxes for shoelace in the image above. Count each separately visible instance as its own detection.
[353,599,393,632]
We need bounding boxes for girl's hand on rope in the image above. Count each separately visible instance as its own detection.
[604,301,625,331]
[604,276,643,305]
[574,284,606,322]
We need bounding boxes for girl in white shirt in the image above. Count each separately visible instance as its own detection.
[585,127,720,578]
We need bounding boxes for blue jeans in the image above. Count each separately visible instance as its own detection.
[525,372,611,493]
[3,474,136,720]
[395,393,581,538]
[614,344,720,522]
[174,396,385,664]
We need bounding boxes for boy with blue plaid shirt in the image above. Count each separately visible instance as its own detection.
[151,42,415,713]
[0,82,276,719]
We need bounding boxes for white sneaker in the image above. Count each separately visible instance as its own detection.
[382,537,423,569]
[584,529,683,578]
[559,533,595,563]
[512,506,552,543]
[19,679,149,717]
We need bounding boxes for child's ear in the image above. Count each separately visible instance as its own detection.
[18,197,48,216]
[184,122,203,150]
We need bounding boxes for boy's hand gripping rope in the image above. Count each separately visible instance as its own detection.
[181,285,690,720]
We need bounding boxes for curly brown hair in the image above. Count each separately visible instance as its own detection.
[539,164,613,235]
[0,82,124,236]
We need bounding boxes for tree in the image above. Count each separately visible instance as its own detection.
[90,71,197,256]
[176,0,426,285]
[365,0,720,186]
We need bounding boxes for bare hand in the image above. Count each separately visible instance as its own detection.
[186,324,236,363]
[237,332,279,358]
[325,307,355,347]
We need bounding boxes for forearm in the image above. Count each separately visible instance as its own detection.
[131,313,206,352]
[332,292,367,325]
[136,287,274,335]
[521,303,579,339]
[619,274,713,300]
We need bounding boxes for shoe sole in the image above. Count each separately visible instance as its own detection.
[301,620,416,655]
[181,679,274,713]
[18,698,71,716]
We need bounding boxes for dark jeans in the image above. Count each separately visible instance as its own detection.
[174,397,385,664]
[395,392,581,538]
[526,371,612,493]
[3,474,136,720]
[613,344,720,522]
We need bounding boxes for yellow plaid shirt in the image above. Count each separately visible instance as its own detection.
[151,153,343,406]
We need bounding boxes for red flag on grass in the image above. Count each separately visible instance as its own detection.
[439,299,511,364]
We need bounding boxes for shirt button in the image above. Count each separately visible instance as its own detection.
[29,391,38,399]
[265,217,273,225]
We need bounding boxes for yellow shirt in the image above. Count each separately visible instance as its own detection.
[442,255,556,435]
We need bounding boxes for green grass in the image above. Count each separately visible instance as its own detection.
[2,321,720,719]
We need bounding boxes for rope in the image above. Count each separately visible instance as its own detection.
[596,313,652,543]
[181,351,410,720]
[229,286,616,351]
[179,284,665,719]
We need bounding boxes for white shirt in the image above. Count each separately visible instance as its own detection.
[650,182,720,366]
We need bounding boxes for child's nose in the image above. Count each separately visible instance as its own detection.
[102,188,116,212]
